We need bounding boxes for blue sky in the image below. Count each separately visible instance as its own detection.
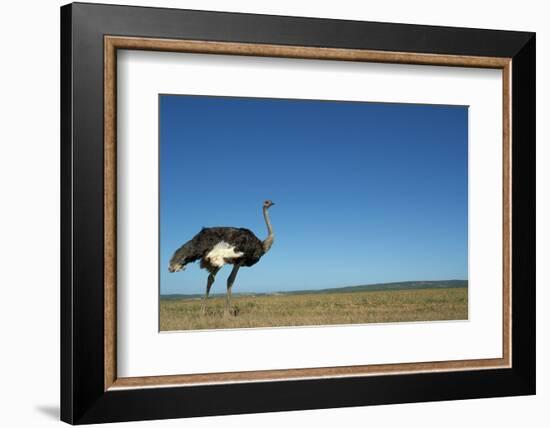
[159,95,468,295]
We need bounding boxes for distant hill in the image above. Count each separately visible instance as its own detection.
[160,280,467,300]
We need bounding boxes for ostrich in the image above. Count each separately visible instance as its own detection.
[168,200,275,314]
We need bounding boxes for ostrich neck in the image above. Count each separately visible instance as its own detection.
[262,206,274,253]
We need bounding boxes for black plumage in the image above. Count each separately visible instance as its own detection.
[168,226,264,272]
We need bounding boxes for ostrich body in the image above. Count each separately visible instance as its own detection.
[168,200,275,314]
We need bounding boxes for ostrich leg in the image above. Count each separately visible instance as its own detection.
[226,264,240,315]
[201,270,218,315]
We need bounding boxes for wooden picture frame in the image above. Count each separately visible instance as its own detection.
[61,2,535,424]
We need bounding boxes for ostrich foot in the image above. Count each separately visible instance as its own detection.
[224,306,238,317]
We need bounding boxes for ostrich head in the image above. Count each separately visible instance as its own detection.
[263,200,275,209]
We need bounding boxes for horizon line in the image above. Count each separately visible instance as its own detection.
[160,278,468,296]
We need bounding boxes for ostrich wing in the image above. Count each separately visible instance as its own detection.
[168,234,204,272]
[168,227,264,272]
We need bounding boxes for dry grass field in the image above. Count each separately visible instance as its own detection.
[159,287,468,331]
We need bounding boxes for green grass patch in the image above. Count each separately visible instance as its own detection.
[160,287,468,331]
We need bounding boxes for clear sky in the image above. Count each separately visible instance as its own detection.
[159,95,468,295]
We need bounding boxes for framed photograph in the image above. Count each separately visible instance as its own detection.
[61,2,535,424]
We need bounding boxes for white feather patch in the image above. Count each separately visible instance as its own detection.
[206,241,244,267]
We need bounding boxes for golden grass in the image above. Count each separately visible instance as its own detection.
[159,287,468,331]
